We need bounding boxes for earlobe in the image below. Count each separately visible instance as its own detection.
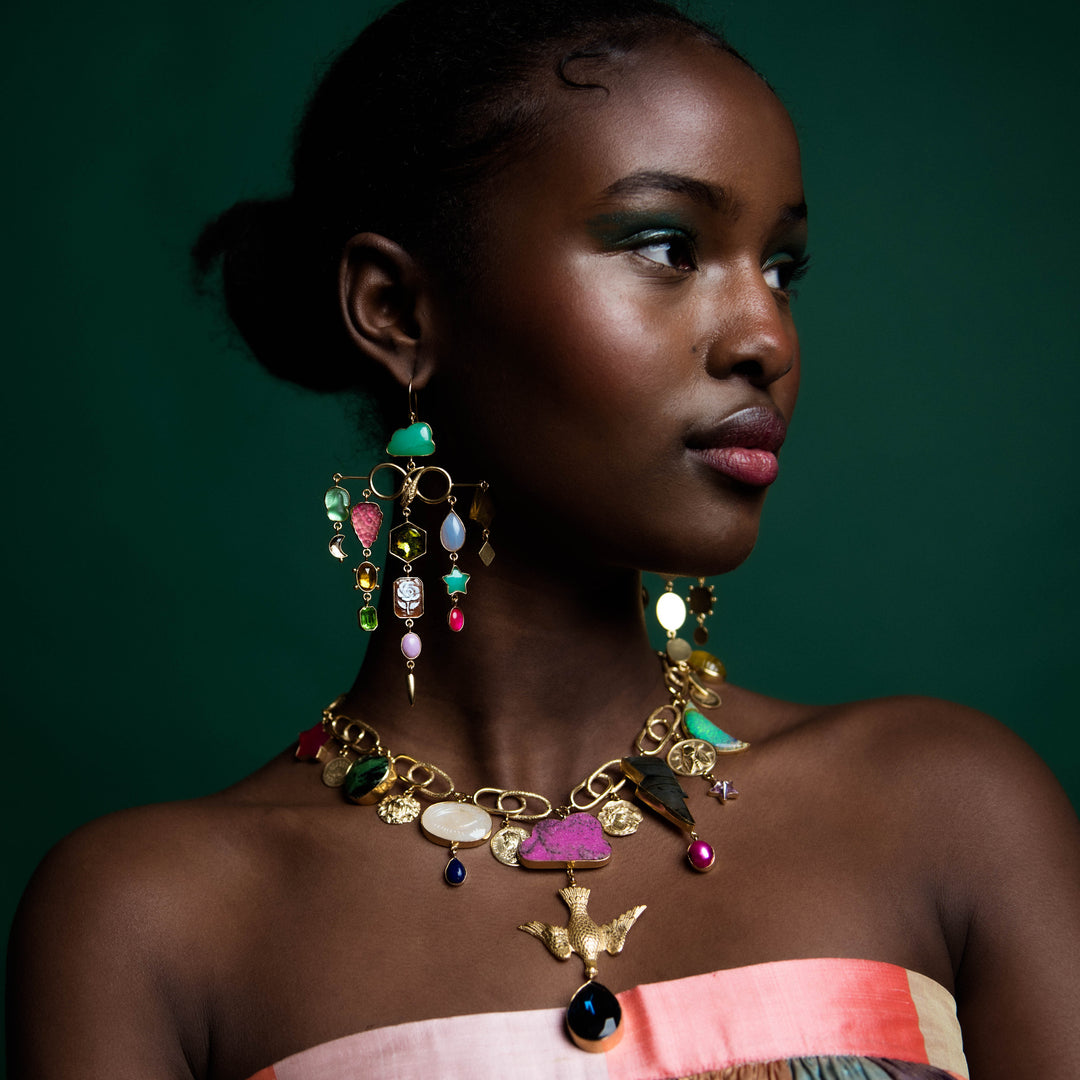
[339,232,437,389]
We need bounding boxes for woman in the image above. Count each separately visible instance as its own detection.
[8,0,1079,1077]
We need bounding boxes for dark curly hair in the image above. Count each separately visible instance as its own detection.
[193,0,742,393]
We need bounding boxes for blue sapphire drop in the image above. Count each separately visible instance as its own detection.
[566,980,622,1052]
[444,856,467,886]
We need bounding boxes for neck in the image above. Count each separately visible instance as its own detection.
[341,543,668,798]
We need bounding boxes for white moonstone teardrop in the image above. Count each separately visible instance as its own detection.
[421,802,492,846]
[655,591,687,632]
[439,511,466,552]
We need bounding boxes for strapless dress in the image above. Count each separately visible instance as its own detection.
[246,957,967,1079]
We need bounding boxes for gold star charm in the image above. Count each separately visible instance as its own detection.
[518,885,646,980]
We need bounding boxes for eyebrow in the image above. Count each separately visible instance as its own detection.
[600,170,807,225]
[601,170,731,212]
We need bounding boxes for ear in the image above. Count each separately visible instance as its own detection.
[339,232,438,389]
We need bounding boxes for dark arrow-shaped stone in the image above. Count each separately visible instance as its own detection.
[621,756,695,832]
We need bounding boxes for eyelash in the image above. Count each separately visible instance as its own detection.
[762,252,811,298]
[620,229,811,298]
[625,228,698,272]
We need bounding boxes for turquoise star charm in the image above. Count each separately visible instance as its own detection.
[442,566,470,596]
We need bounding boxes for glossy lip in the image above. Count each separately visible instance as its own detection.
[687,406,788,487]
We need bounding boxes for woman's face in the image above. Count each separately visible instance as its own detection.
[430,35,806,575]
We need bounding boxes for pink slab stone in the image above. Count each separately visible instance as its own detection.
[351,502,384,548]
[518,813,612,868]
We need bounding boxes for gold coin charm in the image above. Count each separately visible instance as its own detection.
[489,823,529,866]
[321,756,353,788]
[667,738,718,777]
[597,798,644,837]
[377,792,421,824]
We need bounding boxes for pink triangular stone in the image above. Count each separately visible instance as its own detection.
[351,502,383,548]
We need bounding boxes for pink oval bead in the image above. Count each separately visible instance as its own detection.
[687,839,715,872]
[448,606,465,632]
[400,631,422,659]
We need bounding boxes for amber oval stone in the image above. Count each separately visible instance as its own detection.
[356,561,379,592]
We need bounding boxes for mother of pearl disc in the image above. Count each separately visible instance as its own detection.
[420,801,492,847]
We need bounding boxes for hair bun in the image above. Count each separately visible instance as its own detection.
[192,197,356,392]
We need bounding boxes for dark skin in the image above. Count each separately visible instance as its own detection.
[9,37,1080,1080]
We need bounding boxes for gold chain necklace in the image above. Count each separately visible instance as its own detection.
[295,645,747,1052]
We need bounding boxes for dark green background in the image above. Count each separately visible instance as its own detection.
[3,0,1077,1055]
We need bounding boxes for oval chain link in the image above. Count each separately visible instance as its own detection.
[319,650,710,815]
[473,787,553,822]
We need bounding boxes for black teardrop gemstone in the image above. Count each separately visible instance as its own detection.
[566,980,623,1052]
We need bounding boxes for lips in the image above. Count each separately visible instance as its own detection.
[687,406,788,487]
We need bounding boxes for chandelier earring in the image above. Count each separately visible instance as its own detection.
[321,380,492,705]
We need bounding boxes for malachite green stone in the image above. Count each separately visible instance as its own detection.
[390,522,427,562]
[323,485,350,522]
[357,605,378,631]
[344,754,395,804]
[683,709,749,753]
[386,421,436,457]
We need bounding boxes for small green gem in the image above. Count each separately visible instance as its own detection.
[358,605,378,631]
[324,485,350,523]
[442,565,471,596]
[390,522,427,562]
[386,421,436,457]
[344,754,394,804]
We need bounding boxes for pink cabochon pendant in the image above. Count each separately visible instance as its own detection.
[448,606,465,632]
[351,502,384,548]
[687,838,715,872]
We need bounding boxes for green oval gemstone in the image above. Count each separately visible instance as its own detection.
[344,754,395,804]
[358,605,378,631]
[324,486,350,522]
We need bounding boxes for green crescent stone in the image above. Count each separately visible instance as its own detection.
[324,485,350,522]
[683,709,749,752]
[386,421,436,457]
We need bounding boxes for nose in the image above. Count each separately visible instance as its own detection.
[703,266,797,389]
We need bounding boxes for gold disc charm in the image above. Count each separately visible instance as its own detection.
[667,738,718,777]
[321,756,353,788]
[489,823,529,866]
[377,792,421,824]
[597,799,643,837]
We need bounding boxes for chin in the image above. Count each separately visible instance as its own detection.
[639,522,761,579]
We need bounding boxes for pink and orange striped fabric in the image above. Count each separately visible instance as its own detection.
[247,958,967,1080]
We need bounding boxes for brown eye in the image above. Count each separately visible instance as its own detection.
[635,236,697,271]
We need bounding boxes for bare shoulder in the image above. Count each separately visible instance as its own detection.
[742,687,1080,1074]
[7,756,315,1079]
